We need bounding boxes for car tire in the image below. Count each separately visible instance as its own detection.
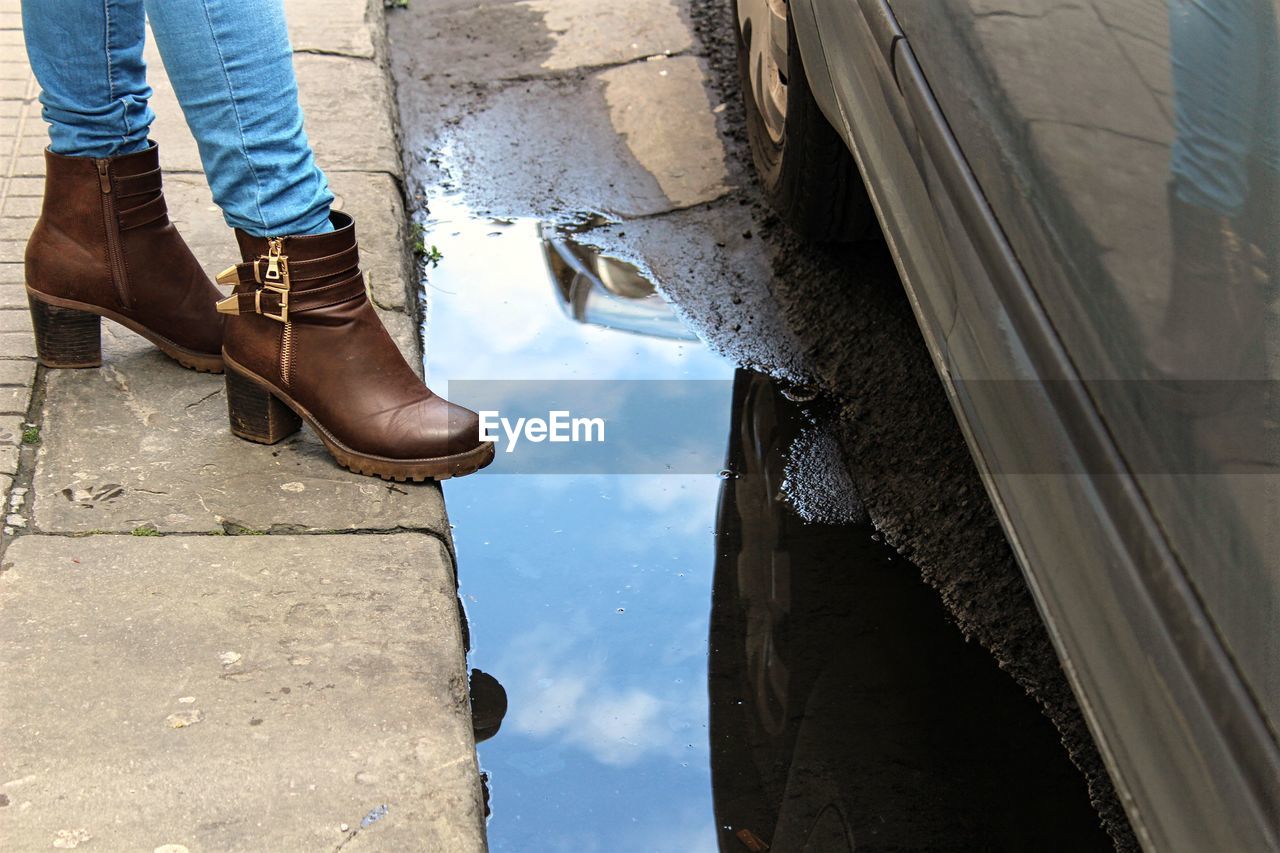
[734,0,874,243]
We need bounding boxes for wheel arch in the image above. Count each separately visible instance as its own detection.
[784,0,846,144]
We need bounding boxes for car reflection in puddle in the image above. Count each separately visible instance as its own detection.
[540,225,699,343]
[419,196,1107,852]
[710,372,1110,852]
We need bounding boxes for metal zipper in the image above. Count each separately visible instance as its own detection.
[264,237,285,284]
[280,321,294,387]
[268,238,294,386]
[96,160,130,306]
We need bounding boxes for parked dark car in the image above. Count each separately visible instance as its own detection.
[733,0,1279,849]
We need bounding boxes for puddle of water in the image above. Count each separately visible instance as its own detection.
[420,195,724,385]
[421,195,732,851]
[419,195,1109,852]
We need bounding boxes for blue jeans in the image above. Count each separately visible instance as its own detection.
[1169,0,1280,217]
[20,0,334,237]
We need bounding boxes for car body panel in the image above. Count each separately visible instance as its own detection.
[787,0,1280,848]
[885,0,1278,737]
[801,0,959,336]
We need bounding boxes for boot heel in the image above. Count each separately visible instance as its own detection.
[29,296,101,368]
[226,366,301,445]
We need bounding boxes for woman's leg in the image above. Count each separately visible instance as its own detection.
[144,0,334,237]
[20,0,152,157]
[21,1,224,373]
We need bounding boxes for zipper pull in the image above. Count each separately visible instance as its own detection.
[264,237,283,282]
[96,160,111,194]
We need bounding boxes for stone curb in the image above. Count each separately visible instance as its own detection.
[0,1,487,849]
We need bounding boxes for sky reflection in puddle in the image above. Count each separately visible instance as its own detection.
[421,194,732,851]
[419,194,1111,852]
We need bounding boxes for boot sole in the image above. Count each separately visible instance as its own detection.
[223,353,496,482]
[27,287,223,374]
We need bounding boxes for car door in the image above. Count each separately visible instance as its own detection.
[805,0,1280,848]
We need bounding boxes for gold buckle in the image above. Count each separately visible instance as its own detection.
[213,239,291,321]
[256,238,290,322]
[257,283,289,323]
[214,280,289,321]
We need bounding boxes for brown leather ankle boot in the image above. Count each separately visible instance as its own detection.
[217,211,495,481]
[25,143,223,372]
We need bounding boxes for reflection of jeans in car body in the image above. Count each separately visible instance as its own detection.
[1169,0,1279,218]
[20,0,333,237]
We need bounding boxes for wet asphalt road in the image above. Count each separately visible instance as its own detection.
[386,0,1132,850]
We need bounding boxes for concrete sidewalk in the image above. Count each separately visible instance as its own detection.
[0,1,486,850]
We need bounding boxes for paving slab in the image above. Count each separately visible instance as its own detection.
[286,0,378,59]
[0,413,23,445]
[0,382,26,413]
[0,328,32,358]
[160,172,240,274]
[396,0,693,83]
[0,239,25,262]
[599,56,729,211]
[0,0,485,846]
[0,284,25,310]
[148,42,400,180]
[330,171,415,312]
[30,329,448,536]
[400,60,728,219]
[0,357,33,388]
[295,54,402,177]
[0,534,485,853]
[1,193,40,217]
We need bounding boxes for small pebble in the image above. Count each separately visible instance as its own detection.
[177,696,196,704]
[218,651,242,667]
[165,710,204,729]
[339,823,350,832]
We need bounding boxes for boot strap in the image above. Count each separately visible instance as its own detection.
[117,194,168,230]
[216,243,360,288]
[113,168,163,198]
[216,272,367,323]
